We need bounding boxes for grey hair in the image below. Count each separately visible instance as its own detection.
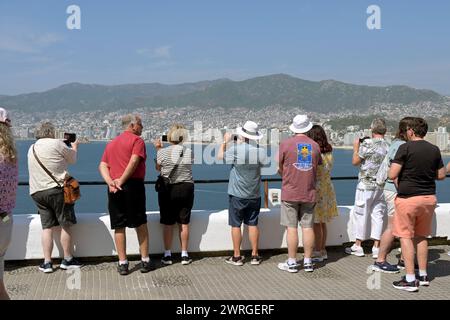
[121,114,141,130]
[371,118,387,135]
[35,122,56,139]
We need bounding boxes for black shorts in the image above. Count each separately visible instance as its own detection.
[108,179,147,229]
[158,182,194,225]
[31,187,77,229]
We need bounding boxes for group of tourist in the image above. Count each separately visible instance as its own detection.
[345,116,446,292]
[0,105,449,299]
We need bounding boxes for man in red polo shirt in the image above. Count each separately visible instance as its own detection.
[99,114,153,275]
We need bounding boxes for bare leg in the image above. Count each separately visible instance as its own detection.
[136,224,149,259]
[114,228,127,261]
[313,223,322,252]
[42,228,54,262]
[286,227,299,260]
[302,227,315,259]
[178,224,189,252]
[248,226,259,256]
[373,239,380,248]
[321,223,327,252]
[60,226,73,258]
[231,227,242,257]
[415,236,428,272]
[0,280,9,300]
[376,216,395,263]
[355,239,362,247]
[163,225,173,251]
[400,237,416,276]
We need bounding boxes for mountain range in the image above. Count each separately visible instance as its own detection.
[0,74,448,114]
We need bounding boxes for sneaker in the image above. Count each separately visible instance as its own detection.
[372,247,379,259]
[117,263,129,276]
[312,251,324,263]
[225,256,244,266]
[277,261,299,273]
[250,255,262,265]
[418,275,430,286]
[303,262,314,272]
[140,260,155,273]
[345,244,365,257]
[60,257,82,270]
[321,250,328,260]
[397,259,419,270]
[161,255,173,265]
[392,277,419,292]
[39,262,54,273]
[372,261,400,274]
[181,256,193,265]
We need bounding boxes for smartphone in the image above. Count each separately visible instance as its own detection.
[359,136,370,143]
[64,133,77,143]
[161,134,168,142]
[64,133,76,146]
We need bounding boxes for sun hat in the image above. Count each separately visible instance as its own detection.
[289,115,313,134]
[236,121,264,140]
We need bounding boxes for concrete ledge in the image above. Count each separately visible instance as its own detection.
[6,204,450,261]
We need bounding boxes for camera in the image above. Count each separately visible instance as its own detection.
[64,133,76,146]
[359,136,370,143]
[161,134,168,142]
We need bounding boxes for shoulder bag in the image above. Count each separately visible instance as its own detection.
[32,144,80,204]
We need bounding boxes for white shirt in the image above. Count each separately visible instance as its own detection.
[27,138,77,195]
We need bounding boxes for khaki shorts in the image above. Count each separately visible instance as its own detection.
[384,190,397,217]
[280,201,315,228]
[393,195,436,239]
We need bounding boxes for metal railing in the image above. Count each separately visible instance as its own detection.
[19,176,362,209]
[17,174,450,209]
[19,175,450,208]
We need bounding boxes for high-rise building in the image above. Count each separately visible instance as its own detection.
[343,131,363,146]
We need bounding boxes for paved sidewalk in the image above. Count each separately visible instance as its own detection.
[4,245,450,300]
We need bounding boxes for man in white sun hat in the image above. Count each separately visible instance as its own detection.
[218,121,268,266]
[277,115,322,273]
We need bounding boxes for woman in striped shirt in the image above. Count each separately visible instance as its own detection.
[153,124,194,266]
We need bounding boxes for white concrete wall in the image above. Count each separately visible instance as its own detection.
[5,204,450,261]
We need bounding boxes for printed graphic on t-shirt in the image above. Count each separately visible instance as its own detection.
[294,143,312,171]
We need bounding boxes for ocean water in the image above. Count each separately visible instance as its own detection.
[12,140,450,214]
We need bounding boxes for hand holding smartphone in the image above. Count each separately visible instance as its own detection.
[64,133,76,147]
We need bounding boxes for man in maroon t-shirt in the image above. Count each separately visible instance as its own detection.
[99,114,153,275]
[277,115,321,273]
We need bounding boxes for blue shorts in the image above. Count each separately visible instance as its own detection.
[228,195,261,227]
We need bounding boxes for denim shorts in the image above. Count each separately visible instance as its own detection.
[228,195,261,227]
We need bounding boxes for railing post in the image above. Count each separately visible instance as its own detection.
[264,180,269,209]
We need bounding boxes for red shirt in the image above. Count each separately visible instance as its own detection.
[279,135,321,202]
[101,131,146,180]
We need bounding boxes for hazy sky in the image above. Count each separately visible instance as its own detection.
[1,0,449,95]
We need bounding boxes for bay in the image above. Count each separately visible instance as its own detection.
[12,141,450,214]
